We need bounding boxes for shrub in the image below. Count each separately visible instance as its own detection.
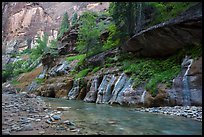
[35,78,45,84]
[11,79,21,85]
[146,2,197,27]
[2,63,14,82]
[102,24,120,50]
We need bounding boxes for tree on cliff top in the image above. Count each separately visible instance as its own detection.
[57,12,70,40]
[71,12,78,26]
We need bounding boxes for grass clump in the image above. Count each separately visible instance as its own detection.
[35,78,45,84]
[92,66,101,73]
[75,68,90,79]
[11,79,21,85]
[66,54,86,66]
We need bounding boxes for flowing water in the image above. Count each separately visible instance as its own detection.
[182,58,193,106]
[140,90,146,103]
[42,97,202,135]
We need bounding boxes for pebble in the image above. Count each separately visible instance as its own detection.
[52,115,61,120]
[21,123,33,131]
[63,120,75,126]
[35,119,41,122]
[46,119,52,124]
[135,106,202,122]
[2,130,11,135]
[39,131,45,134]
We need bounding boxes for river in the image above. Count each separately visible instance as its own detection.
[42,97,202,135]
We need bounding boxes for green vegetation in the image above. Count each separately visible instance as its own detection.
[71,12,78,26]
[102,24,120,50]
[30,33,48,60]
[66,54,86,62]
[35,78,45,84]
[2,33,50,82]
[109,2,195,36]
[50,39,57,48]
[66,54,86,66]
[120,44,202,96]
[77,11,102,57]
[2,63,14,82]
[104,63,112,68]
[11,79,21,85]
[146,2,197,27]
[75,68,90,79]
[57,12,70,40]
[3,1,200,101]
[92,66,101,73]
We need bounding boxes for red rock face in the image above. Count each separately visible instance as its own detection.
[2,2,109,53]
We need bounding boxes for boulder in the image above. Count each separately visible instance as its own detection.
[188,57,202,106]
[48,60,70,77]
[84,76,101,103]
[67,79,80,100]
[85,48,119,67]
[33,77,73,98]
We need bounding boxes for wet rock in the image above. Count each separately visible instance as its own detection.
[108,120,118,124]
[68,78,80,100]
[35,119,41,122]
[27,81,39,92]
[96,74,117,104]
[48,60,70,77]
[109,73,128,104]
[56,107,71,111]
[114,78,135,105]
[63,120,75,126]
[135,106,202,122]
[46,119,52,124]
[52,115,61,120]
[84,76,100,103]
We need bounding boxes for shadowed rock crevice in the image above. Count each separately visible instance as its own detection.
[124,3,202,57]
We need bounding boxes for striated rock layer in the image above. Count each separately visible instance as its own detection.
[31,56,202,107]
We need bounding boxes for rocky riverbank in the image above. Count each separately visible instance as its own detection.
[2,91,202,135]
[133,106,202,122]
[2,93,80,135]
